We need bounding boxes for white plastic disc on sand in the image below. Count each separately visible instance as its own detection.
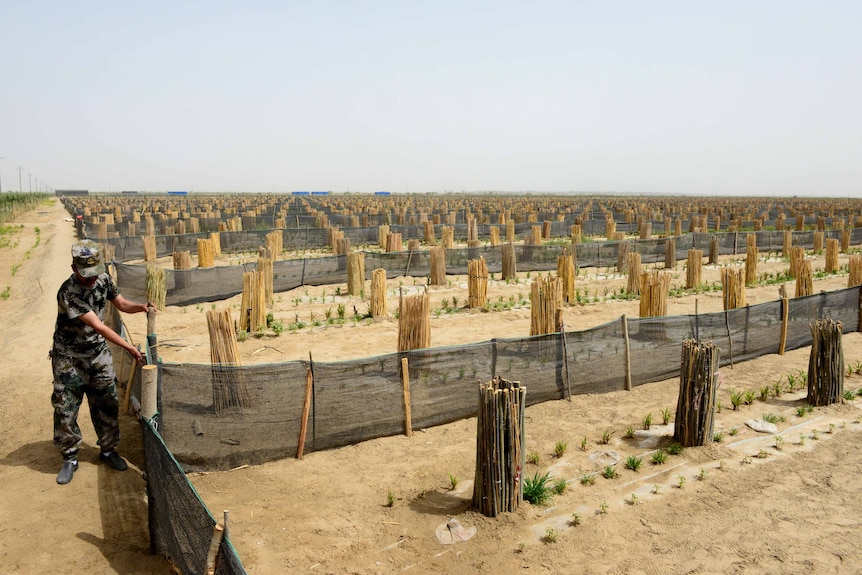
[745,419,778,434]
[435,518,477,545]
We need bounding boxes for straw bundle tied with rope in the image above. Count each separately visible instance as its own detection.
[206,308,251,411]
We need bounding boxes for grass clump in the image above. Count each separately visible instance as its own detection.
[625,455,643,472]
[651,451,667,465]
[553,440,568,458]
[523,471,553,506]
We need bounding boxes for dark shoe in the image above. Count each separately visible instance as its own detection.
[57,460,78,484]
[100,451,128,471]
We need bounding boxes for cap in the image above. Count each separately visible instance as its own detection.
[71,240,104,277]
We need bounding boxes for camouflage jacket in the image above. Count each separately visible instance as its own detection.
[52,273,119,358]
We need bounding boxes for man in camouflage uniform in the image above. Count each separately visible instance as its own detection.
[52,239,153,484]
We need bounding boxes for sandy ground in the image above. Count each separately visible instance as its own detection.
[2,199,862,574]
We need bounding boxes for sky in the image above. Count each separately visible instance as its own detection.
[1,1,860,196]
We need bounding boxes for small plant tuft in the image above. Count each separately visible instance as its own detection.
[625,455,643,472]
[523,471,553,506]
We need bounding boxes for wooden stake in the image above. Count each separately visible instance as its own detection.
[122,350,138,415]
[205,524,225,575]
[401,357,412,437]
[779,289,789,355]
[141,364,158,419]
[297,365,313,459]
[622,314,632,391]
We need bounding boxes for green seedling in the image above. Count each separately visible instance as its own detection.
[665,443,682,456]
[652,484,662,494]
[580,474,596,486]
[569,513,581,526]
[523,471,553,505]
[624,425,635,439]
[598,501,608,515]
[542,527,558,543]
[527,451,541,465]
[625,455,643,472]
[698,468,707,481]
[677,475,687,489]
[713,432,724,443]
[651,451,667,465]
[448,473,459,490]
[580,437,588,452]
[728,426,739,436]
[553,478,567,495]
[602,465,617,479]
[629,493,640,506]
[386,490,396,507]
[642,412,653,430]
[661,407,672,425]
[553,440,568,458]
[774,436,785,451]
[730,390,743,410]
[600,429,613,445]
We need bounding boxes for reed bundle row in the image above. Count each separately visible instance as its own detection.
[206,308,251,411]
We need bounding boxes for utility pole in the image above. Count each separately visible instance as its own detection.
[29,172,32,193]
[0,156,4,193]
[18,165,23,193]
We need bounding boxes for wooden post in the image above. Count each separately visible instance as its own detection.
[205,524,225,575]
[141,364,158,419]
[401,357,413,437]
[146,305,157,336]
[122,350,138,414]
[622,314,632,391]
[296,365,313,459]
[779,286,789,355]
[560,322,572,401]
[223,510,230,541]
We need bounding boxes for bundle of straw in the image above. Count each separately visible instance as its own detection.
[842,229,851,253]
[626,252,642,294]
[782,230,792,257]
[720,267,746,310]
[795,260,813,297]
[206,308,250,411]
[674,339,720,447]
[257,254,273,306]
[745,234,757,285]
[848,255,862,287]
[639,271,671,318]
[347,251,365,296]
[501,242,517,281]
[530,276,562,336]
[665,237,676,270]
[429,246,447,286]
[617,241,631,274]
[825,238,839,273]
[807,319,844,407]
[266,230,282,259]
[397,290,430,352]
[172,250,192,290]
[378,224,390,249]
[423,221,436,245]
[386,232,403,252]
[789,246,806,278]
[489,226,500,246]
[468,257,489,308]
[472,377,526,517]
[639,221,652,240]
[197,238,215,268]
[209,232,222,257]
[145,264,166,311]
[142,234,157,262]
[441,226,454,249]
[239,270,266,333]
[686,249,703,289]
[606,218,616,238]
[506,220,515,243]
[813,231,824,253]
[708,236,718,265]
[370,268,388,318]
[557,251,575,304]
[570,223,582,244]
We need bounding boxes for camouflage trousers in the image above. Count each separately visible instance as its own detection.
[51,347,120,461]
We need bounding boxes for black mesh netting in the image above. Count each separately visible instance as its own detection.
[113,228,862,307]
[153,286,862,473]
[141,418,247,575]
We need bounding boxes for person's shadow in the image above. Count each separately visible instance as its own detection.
[0,440,58,474]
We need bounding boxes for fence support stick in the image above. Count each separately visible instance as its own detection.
[223,510,230,541]
[560,323,572,401]
[724,310,734,369]
[296,365,313,459]
[205,524,225,575]
[401,357,413,437]
[622,314,632,391]
[122,349,138,415]
[779,293,789,355]
[141,364,158,419]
